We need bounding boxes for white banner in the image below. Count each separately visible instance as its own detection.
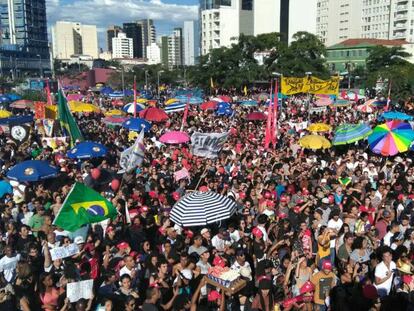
[67,279,94,302]
[309,106,327,114]
[190,132,229,159]
[119,129,145,173]
[50,243,79,261]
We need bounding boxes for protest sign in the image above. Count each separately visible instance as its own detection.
[50,243,79,261]
[190,132,229,159]
[67,279,93,302]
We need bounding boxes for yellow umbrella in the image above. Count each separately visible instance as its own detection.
[104,109,125,117]
[0,110,12,118]
[136,98,147,104]
[307,123,332,133]
[165,98,179,105]
[299,135,331,149]
[70,103,100,113]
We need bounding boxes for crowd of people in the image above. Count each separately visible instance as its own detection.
[0,86,413,311]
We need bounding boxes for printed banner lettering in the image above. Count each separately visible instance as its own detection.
[67,279,94,302]
[174,168,190,182]
[281,77,339,95]
[191,132,229,159]
[50,243,79,261]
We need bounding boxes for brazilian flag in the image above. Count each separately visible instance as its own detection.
[57,90,83,147]
[53,182,117,231]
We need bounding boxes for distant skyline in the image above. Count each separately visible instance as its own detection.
[46,0,199,51]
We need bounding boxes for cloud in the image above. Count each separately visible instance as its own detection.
[46,0,198,49]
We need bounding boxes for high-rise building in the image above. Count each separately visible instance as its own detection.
[317,0,393,46]
[52,21,99,59]
[146,42,161,64]
[112,33,133,59]
[168,28,183,68]
[123,22,143,58]
[0,0,50,76]
[183,20,200,65]
[254,0,318,43]
[389,0,414,42]
[137,19,156,58]
[199,0,254,55]
[107,25,123,53]
[160,36,169,67]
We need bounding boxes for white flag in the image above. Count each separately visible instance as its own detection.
[119,130,145,173]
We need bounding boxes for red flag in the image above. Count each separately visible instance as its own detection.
[45,80,53,105]
[272,79,279,145]
[264,82,273,150]
[385,81,392,112]
[181,96,190,131]
[133,76,137,118]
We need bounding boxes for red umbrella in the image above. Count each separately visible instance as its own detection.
[200,101,218,111]
[112,99,124,107]
[218,95,232,103]
[246,112,266,121]
[139,107,169,122]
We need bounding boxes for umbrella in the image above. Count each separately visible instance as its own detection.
[200,101,218,111]
[216,107,234,117]
[255,93,269,101]
[188,97,204,104]
[368,121,414,156]
[217,102,230,110]
[139,107,169,122]
[7,160,58,182]
[159,131,190,144]
[366,99,387,107]
[333,124,372,145]
[166,98,179,105]
[10,100,34,109]
[5,94,21,101]
[239,100,258,106]
[247,112,266,121]
[70,102,100,113]
[0,95,10,104]
[170,191,237,227]
[122,117,152,132]
[299,135,331,149]
[307,123,332,132]
[0,115,34,125]
[104,109,125,117]
[315,97,332,106]
[218,95,232,103]
[356,102,374,113]
[380,111,413,121]
[123,103,145,114]
[136,98,148,104]
[0,180,12,198]
[67,141,108,159]
[0,110,12,118]
[66,94,83,101]
[102,116,128,126]
[112,99,124,107]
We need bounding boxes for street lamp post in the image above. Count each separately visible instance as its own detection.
[305,72,312,118]
[157,70,164,98]
[36,54,42,78]
[121,66,125,95]
[145,70,149,91]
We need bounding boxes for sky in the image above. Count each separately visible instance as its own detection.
[46,0,199,50]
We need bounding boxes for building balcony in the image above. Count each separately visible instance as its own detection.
[396,5,408,11]
[395,14,408,21]
[394,31,407,38]
[394,23,407,30]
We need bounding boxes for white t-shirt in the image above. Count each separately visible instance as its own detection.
[374,260,396,296]
[383,231,393,247]
[0,254,21,282]
[328,218,343,248]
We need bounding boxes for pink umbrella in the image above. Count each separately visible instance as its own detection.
[159,131,190,144]
[315,97,332,106]
[66,94,83,101]
[102,116,128,126]
[246,112,267,121]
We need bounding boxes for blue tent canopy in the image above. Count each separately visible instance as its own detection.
[0,115,34,125]
[379,111,413,121]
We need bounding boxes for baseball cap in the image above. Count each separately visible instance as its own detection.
[208,290,221,302]
[74,236,85,245]
[180,269,193,280]
[252,227,263,238]
[198,246,209,255]
[322,260,332,271]
[322,197,330,204]
[117,242,130,250]
[200,228,210,235]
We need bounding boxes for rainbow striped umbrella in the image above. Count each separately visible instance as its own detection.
[368,121,414,156]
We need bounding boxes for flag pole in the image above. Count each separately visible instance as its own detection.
[52,182,77,226]
[133,76,137,118]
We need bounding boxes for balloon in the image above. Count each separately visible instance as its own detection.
[91,168,100,180]
[110,179,120,191]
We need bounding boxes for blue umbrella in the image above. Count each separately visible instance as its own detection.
[67,141,108,159]
[7,160,58,182]
[333,123,372,145]
[122,118,151,132]
[217,102,231,110]
[239,100,258,106]
[100,87,113,95]
[0,115,33,125]
[123,103,145,114]
[5,94,21,101]
[380,111,413,121]
[0,180,12,198]
[0,95,10,103]
[216,107,234,117]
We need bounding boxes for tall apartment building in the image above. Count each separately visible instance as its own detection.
[168,28,183,68]
[112,33,133,59]
[52,21,98,59]
[199,0,254,55]
[107,25,123,53]
[146,42,161,65]
[160,36,169,67]
[389,0,414,42]
[183,20,200,65]
[123,22,143,58]
[137,19,156,58]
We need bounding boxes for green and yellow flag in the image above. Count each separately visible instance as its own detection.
[57,90,83,146]
[53,182,117,231]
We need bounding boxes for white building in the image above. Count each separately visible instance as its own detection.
[168,28,183,68]
[183,20,200,65]
[112,33,134,59]
[200,0,254,56]
[52,21,99,59]
[146,42,161,65]
[361,0,391,40]
[254,0,318,43]
[389,0,414,42]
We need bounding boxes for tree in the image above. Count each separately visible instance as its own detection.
[366,46,411,72]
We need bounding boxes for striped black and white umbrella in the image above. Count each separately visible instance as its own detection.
[170,191,237,227]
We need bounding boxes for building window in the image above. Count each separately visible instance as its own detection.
[241,0,253,10]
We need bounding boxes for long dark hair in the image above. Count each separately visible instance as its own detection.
[258,288,274,311]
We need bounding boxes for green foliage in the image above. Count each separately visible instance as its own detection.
[20,90,46,102]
